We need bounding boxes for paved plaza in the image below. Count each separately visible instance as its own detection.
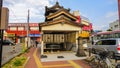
[41,52,87,62]
[25,47,91,68]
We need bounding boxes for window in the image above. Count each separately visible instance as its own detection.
[18,27,24,31]
[102,40,116,45]
[118,33,120,38]
[111,27,113,29]
[30,27,39,31]
[114,25,118,28]
[115,33,119,38]
[95,40,116,45]
[95,40,102,45]
[10,27,17,31]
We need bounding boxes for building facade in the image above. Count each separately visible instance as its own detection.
[6,23,40,43]
[72,11,92,38]
[109,20,119,31]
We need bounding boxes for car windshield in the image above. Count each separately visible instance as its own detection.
[95,40,116,45]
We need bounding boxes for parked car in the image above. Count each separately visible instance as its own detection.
[1,40,15,46]
[88,38,120,54]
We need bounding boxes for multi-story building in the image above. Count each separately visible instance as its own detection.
[6,23,40,43]
[109,20,119,31]
[73,10,92,39]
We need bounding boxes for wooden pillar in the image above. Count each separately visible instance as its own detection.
[41,31,44,55]
[76,37,86,57]
[76,31,79,52]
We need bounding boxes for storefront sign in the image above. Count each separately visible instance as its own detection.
[29,34,41,37]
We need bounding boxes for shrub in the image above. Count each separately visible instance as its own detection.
[13,59,22,66]
[13,56,26,66]
[2,56,27,68]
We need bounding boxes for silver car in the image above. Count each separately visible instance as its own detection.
[89,38,120,54]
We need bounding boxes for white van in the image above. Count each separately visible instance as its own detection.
[89,38,120,54]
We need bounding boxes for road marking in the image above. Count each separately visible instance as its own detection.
[43,64,72,68]
[68,60,82,68]
[33,48,43,68]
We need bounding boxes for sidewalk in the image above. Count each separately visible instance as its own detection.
[24,47,37,68]
[25,47,91,68]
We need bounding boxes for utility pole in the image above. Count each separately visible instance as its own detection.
[0,0,3,67]
[118,0,120,29]
[27,9,30,48]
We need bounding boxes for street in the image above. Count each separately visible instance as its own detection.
[2,43,22,65]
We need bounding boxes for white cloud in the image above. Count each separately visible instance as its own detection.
[105,11,118,23]
[106,11,118,18]
[3,0,57,23]
[107,0,117,4]
[93,25,105,30]
[95,11,118,31]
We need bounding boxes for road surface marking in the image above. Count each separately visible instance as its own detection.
[43,64,72,68]
[68,60,82,68]
[33,48,42,68]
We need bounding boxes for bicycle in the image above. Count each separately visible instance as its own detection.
[87,48,115,68]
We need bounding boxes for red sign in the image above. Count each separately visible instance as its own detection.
[76,16,81,23]
[29,23,38,26]
[83,23,92,31]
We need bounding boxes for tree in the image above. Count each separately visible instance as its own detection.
[107,29,112,31]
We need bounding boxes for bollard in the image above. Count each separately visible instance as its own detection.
[12,46,16,53]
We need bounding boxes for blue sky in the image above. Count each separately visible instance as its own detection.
[3,0,118,30]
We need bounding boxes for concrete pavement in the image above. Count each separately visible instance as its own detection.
[25,47,91,68]
[41,52,87,62]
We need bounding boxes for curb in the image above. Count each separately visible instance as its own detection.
[23,56,30,68]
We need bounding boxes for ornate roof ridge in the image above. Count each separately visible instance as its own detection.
[46,8,77,20]
[40,17,83,27]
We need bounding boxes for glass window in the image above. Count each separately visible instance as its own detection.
[118,33,120,38]
[115,25,118,28]
[95,40,102,45]
[115,33,119,38]
[18,27,24,31]
[10,27,17,31]
[102,40,116,45]
[30,27,39,31]
[95,40,116,45]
